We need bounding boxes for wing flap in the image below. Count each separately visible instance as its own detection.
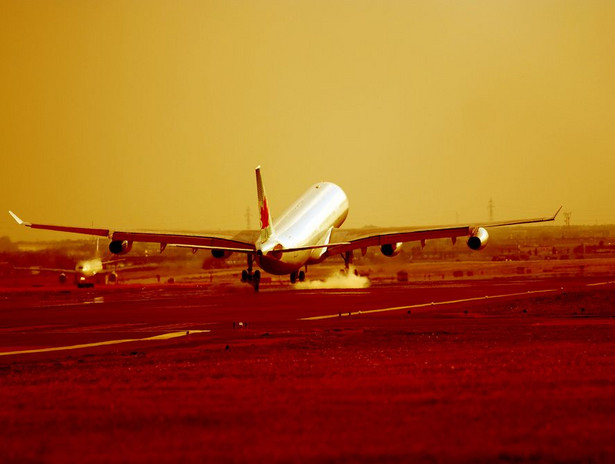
[327,227,470,255]
[31,224,111,237]
[111,231,255,252]
[170,244,256,253]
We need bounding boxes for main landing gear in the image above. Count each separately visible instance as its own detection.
[339,251,359,276]
[241,254,261,291]
[340,251,353,275]
[289,270,305,284]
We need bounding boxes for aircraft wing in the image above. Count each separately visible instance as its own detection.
[100,262,158,273]
[8,211,258,253]
[326,207,562,256]
[13,266,76,274]
[109,230,257,252]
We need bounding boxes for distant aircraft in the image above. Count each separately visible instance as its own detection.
[9,166,560,290]
[11,240,152,288]
[14,257,121,288]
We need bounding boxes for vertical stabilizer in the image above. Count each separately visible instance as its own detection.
[255,166,274,242]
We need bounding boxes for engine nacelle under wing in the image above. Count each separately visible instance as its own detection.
[211,249,233,259]
[109,240,133,255]
[381,242,403,257]
[467,227,489,250]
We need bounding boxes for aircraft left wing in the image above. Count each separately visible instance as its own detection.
[326,207,562,256]
[8,211,258,253]
[99,262,159,274]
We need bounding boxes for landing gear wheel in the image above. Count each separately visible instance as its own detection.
[242,254,255,285]
[253,270,261,292]
[290,272,297,284]
[298,270,305,282]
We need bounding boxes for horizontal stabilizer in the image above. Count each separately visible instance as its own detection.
[169,244,255,253]
[273,242,351,253]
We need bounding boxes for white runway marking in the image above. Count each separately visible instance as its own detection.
[300,280,615,321]
[0,330,210,357]
[587,280,615,287]
[300,289,559,321]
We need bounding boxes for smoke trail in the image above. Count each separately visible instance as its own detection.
[294,267,370,290]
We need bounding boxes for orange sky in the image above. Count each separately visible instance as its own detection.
[1,0,614,241]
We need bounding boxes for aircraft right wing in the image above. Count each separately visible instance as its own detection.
[326,207,562,256]
[8,211,258,253]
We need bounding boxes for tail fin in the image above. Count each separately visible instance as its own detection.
[255,166,274,242]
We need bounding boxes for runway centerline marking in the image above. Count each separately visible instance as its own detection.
[0,330,210,357]
[300,289,559,321]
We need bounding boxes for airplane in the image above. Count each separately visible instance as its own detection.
[11,240,153,288]
[14,257,121,288]
[9,166,561,291]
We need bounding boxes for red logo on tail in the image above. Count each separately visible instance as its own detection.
[260,197,270,229]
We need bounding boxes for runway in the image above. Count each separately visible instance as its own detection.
[0,276,611,357]
[1,275,614,462]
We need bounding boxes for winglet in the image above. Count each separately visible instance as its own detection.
[552,206,563,220]
[8,211,31,227]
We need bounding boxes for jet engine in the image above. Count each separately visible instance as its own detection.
[211,249,233,259]
[381,242,403,257]
[109,240,133,255]
[467,227,489,250]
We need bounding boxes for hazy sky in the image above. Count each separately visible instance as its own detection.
[2,0,614,241]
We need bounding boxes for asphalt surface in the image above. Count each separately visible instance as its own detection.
[1,276,614,462]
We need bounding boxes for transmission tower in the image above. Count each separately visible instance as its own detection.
[246,207,251,229]
[563,212,571,227]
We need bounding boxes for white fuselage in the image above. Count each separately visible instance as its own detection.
[256,182,349,275]
[74,258,103,284]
